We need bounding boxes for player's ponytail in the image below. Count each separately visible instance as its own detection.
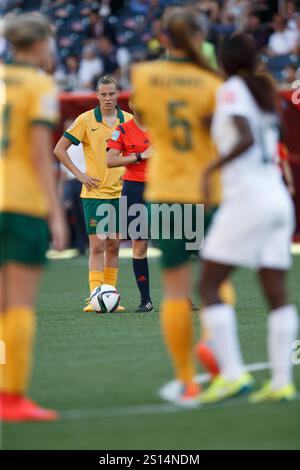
[162,7,217,76]
[221,34,277,113]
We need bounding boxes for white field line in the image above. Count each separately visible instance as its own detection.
[47,244,299,261]
[58,362,300,422]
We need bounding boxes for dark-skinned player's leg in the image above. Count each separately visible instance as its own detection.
[198,261,254,404]
[249,268,299,402]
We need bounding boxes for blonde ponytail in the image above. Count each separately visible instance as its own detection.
[162,7,218,76]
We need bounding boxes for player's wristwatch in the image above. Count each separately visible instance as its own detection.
[135,152,142,162]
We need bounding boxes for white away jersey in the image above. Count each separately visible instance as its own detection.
[212,76,282,200]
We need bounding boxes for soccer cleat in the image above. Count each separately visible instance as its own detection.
[181,382,201,402]
[0,394,58,422]
[135,300,153,313]
[188,299,200,311]
[199,372,254,405]
[195,340,220,377]
[83,300,95,312]
[159,380,201,406]
[116,305,125,312]
[249,382,297,404]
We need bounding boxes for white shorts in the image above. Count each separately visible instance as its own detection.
[202,188,295,270]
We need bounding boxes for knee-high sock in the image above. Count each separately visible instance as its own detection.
[0,306,35,394]
[202,303,244,381]
[161,299,195,384]
[132,258,151,302]
[201,280,236,341]
[268,305,299,390]
[104,267,118,287]
[89,271,104,294]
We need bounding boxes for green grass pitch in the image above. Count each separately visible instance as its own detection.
[2,254,300,450]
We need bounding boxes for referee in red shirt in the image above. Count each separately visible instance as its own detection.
[106,105,153,312]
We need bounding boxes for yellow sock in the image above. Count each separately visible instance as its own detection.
[89,271,104,294]
[0,313,5,391]
[219,279,236,306]
[0,306,35,394]
[161,299,195,384]
[104,267,118,287]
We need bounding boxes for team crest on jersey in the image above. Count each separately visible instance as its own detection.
[111,130,120,141]
[89,218,97,227]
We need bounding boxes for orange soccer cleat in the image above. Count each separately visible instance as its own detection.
[181,382,201,401]
[0,393,59,422]
[195,340,220,377]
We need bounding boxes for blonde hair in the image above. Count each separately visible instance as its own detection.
[162,7,217,76]
[3,13,53,50]
[96,75,119,91]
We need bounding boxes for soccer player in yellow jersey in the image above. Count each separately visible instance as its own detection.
[0,14,67,421]
[132,7,235,403]
[54,76,132,312]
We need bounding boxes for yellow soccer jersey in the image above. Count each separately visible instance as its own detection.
[132,58,222,204]
[0,62,58,216]
[64,106,132,199]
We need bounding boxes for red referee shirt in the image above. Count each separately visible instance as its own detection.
[106,119,149,182]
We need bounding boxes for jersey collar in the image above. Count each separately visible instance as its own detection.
[94,105,125,124]
[164,55,192,63]
[6,58,37,69]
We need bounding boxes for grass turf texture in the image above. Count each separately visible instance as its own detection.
[2,255,300,450]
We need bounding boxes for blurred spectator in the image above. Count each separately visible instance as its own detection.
[78,44,103,90]
[282,63,300,84]
[197,0,221,23]
[244,11,272,52]
[267,14,299,56]
[283,0,299,31]
[223,0,251,29]
[146,18,164,60]
[86,8,116,43]
[55,56,80,91]
[129,0,149,16]
[97,36,130,78]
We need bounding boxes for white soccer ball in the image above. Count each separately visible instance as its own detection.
[90,284,120,313]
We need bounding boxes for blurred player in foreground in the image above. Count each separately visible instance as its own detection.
[106,103,153,312]
[199,34,299,404]
[0,14,67,421]
[54,76,132,312]
[132,7,234,403]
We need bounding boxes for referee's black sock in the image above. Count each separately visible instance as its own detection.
[132,257,151,303]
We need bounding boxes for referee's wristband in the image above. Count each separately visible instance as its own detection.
[135,152,142,162]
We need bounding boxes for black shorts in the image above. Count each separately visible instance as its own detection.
[121,180,148,240]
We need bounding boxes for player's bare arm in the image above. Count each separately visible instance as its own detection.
[106,147,150,168]
[54,136,100,191]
